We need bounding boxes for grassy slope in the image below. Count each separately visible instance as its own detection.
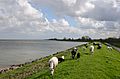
[28,44,120,79]
[0,44,120,79]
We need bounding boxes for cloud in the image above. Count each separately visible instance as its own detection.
[76,16,120,37]
[0,0,120,39]
[0,0,81,37]
[0,0,49,34]
[30,0,93,17]
[31,0,120,21]
[81,0,120,21]
[49,18,82,34]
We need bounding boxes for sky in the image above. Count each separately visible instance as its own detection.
[0,0,120,39]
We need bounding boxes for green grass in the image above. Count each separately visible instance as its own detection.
[0,43,120,79]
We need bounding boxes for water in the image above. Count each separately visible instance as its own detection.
[0,40,86,68]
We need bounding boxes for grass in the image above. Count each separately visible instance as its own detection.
[0,43,120,79]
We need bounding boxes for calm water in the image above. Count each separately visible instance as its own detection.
[0,40,86,68]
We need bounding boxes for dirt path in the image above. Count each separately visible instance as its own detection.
[105,43,120,52]
[112,45,120,52]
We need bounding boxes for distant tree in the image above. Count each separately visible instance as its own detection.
[82,36,91,41]
[68,38,72,41]
[63,37,66,40]
[71,38,74,40]
[53,38,57,40]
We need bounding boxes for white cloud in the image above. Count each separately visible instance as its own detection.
[30,0,120,21]
[0,0,120,39]
[49,18,81,34]
[62,0,77,6]
[0,0,49,34]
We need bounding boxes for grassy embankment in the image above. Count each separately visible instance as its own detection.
[0,43,120,79]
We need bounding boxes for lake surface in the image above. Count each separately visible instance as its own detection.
[0,40,86,68]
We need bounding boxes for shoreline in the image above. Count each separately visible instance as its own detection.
[0,66,10,70]
[0,43,86,72]
[1,42,120,79]
[0,40,86,70]
[1,42,120,71]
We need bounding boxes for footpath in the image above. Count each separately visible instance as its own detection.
[112,45,120,52]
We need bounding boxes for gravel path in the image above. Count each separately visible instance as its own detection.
[105,43,120,52]
[112,45,120,52]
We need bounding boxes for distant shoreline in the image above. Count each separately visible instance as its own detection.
[0,39,45,41]
[0,41,86,70]
[0,43,86,78]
